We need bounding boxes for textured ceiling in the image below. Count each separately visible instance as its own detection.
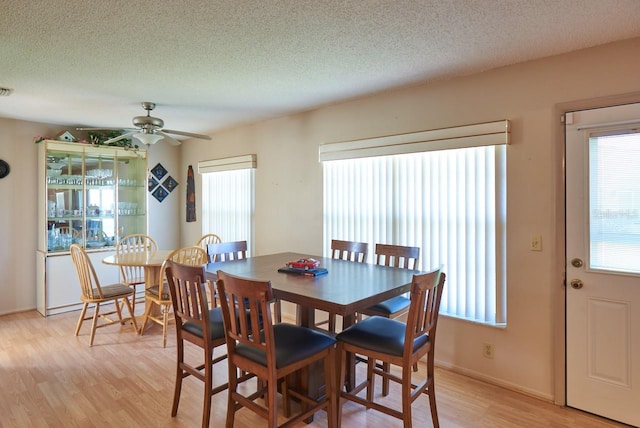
[1,0,640,139]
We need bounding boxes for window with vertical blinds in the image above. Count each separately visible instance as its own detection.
[199,155,256,252]
[321,121,508,325]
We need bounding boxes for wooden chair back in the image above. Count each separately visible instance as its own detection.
[206,240,247,263]
[158,246,210,302]
[331,239,368,263]
[375,243,420,270]
[196,233,222,249]
[69,243,104,300]
[117,234,158,252]
[115,234,158,285]
[165,261,215,345]
[404,267,446,357]
[139,246,209,347]
[216,271,275,368]
[160,246,208,286]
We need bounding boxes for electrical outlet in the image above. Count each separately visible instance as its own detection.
[482,343,494,359]
[530,235,542,251]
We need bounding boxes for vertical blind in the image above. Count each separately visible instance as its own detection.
[200,155,256,250]
[321,121,508,325]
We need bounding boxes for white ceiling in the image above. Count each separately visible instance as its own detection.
[2,0,640,139]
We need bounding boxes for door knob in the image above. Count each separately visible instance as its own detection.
[570,258,583,268]
[570,279,583,289]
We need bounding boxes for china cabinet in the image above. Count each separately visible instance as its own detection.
[36,140,148,316]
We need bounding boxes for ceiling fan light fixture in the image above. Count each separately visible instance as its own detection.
[134,133,164,145]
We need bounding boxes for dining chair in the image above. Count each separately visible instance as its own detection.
[216,270,337,428]
[115,234,158,315]
[196,233,222,253]
[165,260,228,428]
[69,244,138,346]
[361,243,420,320]
[330,239,369,263]
[139,246,209,347]
[205,240,247,263]
[336,267,445,428]
[302,239,369,332]
[208,240,282,323]
[361,243,421,389]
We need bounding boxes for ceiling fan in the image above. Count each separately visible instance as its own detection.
[77,102,212,146]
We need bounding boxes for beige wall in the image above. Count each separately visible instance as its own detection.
[2,36,640,404]
[180,37,640,401]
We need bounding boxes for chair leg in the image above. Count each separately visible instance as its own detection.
[267,375,278,428]
[139,299,153,336]
[382,362,391,396]
[226,366,238,428]
[171,337,184,417]
[402,365,412,428]
[89,302,101,346]
[325,346,337,428]
[75,302,89,336]
[366,357,375,402]
[162,304,169,348]
[427,357,439,428]
[336,342,347,428]
[123,296,139,333]
[202,349,213,428]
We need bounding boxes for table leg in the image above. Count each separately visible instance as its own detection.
[341,313,357,391]
[137,266,162,333]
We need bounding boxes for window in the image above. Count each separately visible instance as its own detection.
[199,155,256,251]
[320,121,508,325]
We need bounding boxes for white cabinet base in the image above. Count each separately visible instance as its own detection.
[36,250,119,316]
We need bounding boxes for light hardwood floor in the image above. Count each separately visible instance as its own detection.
[0,307,630,427]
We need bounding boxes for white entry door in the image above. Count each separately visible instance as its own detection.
[566,103,640,426]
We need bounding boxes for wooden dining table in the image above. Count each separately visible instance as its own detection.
[204,251,421,395]
[102,249,174,328]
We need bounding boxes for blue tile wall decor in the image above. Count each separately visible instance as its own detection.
[151,163,167,180]
[163,176,178,193]
[148,175,159,192]
[152,186,169,203]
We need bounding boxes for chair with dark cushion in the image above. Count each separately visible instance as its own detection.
[208,240,282,323]
[330,239,369,262]
[360,243,421,390]
[362,243,420,318]
[336,267,445,428]
[304,239,369,332]
[216,270,337,428]
[165,261,228,428]
[206,240,247,263]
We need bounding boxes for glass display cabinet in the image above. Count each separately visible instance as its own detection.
[36,140,148,316]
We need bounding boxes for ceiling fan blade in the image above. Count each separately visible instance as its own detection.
[161,128,212,140]
[76,127,137,132]
[103,131,138,145]
[157,132,181,146]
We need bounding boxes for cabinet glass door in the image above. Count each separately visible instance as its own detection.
[46,150,84,252]
[85,153,116,248]
[116,152,147,242]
